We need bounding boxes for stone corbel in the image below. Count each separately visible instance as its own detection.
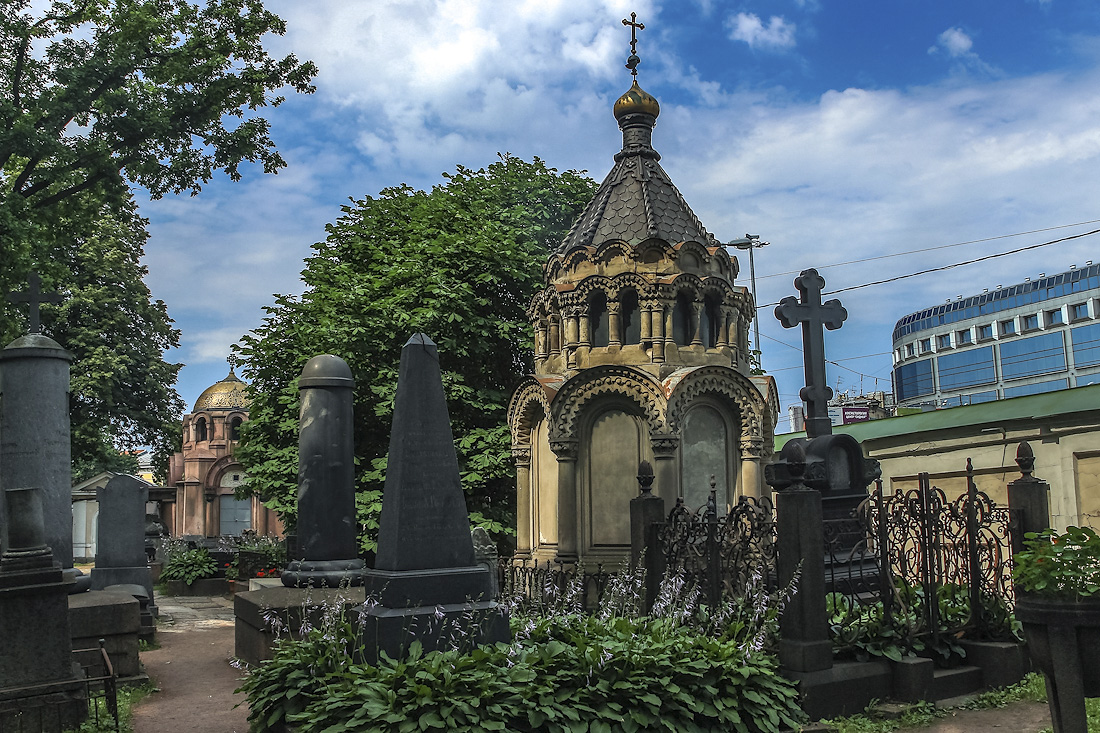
[511,445,532,467]
[549,439,579,460]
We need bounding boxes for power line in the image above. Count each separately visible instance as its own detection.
[759,228,1100,308]
[756,218,1100,282]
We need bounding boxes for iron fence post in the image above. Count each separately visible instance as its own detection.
[874,480,893,628]
[966,458,983,631]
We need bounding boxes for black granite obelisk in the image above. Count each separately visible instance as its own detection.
[357,334,509,663]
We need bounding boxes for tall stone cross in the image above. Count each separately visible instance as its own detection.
[7,271,62,335]
[775,268,847,439]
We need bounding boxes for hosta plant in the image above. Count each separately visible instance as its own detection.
[1012,526,1100,600]
[160,548,218,586]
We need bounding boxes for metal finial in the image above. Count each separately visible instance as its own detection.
[1016,441,1035,478]
[637,460,655,494]
[622,12,644,78]
[6,271,62,335]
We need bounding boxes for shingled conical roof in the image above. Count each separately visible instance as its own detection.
[555,83,718,254]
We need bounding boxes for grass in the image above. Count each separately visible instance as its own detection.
[65,682,157,733]
[817,674,1100,733]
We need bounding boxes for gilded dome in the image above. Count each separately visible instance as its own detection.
[613,80,660,120]
[193,368,250,412]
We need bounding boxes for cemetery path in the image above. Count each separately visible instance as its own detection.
[131,596,250,733]
[907,700,1052,732]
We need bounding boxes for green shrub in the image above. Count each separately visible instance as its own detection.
[160,548,217,586]
[242,611,803,733]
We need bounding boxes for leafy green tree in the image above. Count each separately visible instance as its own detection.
[1,189,185,480]
[0,0,316,216]
[0,0,315,480]
[236,155,596,551]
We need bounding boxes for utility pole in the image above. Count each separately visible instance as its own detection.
[730,234,769,370]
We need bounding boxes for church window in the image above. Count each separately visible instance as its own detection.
[230,416,243,441]
[621,289,641,345]
[589,292,609,347]
[702,294,721,347]
[195,417,207,442]
[672,293,693,346]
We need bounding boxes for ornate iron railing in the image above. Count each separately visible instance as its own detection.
[499,558,612,613]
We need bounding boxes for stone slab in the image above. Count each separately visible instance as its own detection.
[355,600,510,665]
[785,660,892,720]
[233,586,366,667]
[0,574,73,689]
[68,590,141,679]
[959,640,1031,690]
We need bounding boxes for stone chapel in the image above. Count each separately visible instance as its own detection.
[507,52,779,567]
[165,367,282,538]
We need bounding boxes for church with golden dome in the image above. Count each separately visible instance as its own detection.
[165,367,282,538]
[507,17,779,567]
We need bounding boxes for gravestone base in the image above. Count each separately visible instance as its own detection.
[0,568,76,688]
[0,673,86,733]
[354,599,510,666]
[234,586,366,667]
[784,660,892,720]
[68,590,143,682]
[90,567,153,605]
[281,558,365,589]
[104,584,157,643]
[363,565,493,608]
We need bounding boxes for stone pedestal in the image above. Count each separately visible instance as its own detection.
[68,590,142,681]
[234,586,366,667]
[0,335,73,573]
[776,487,832,673]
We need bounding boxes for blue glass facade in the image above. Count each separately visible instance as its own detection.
[941,390,998,408]
[1000,332,1066,380]
[893,264,1100,341]
[895,360,934,401]
[937,346,996,390]
[1072,322,1100,368]
[1004,379,1068,399]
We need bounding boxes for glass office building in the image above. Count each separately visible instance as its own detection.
[892,263,1100,408]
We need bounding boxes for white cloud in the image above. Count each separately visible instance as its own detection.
[930,27,974,57]
[726,13,797,50]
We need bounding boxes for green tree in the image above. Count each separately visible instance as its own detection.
[0,0,316,215]
[236,155,596,551]
[1,189,185,480]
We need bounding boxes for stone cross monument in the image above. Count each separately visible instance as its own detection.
[0,272,76,582]
[774,268,847,439]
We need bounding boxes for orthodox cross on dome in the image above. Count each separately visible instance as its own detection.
[622,12,645,78]
[7,271,62,335]
[775,268,847,439]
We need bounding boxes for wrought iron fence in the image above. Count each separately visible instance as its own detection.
[650,494,778,611]
[825,463,1017,661]
[0,640,118,733]
[499,558,613,613]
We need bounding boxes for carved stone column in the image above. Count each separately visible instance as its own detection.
[740,436,765,499]
[549,315,561,356]
[664,305,675,353]
[608,301,622,347]
[512,445,533,558]
[650,435,679,509]
[578,312,591,348]
[640,302,652,341]
[691,302,704,346]
[652,303,667,362]
[718,307,730,348]
[563,306,581,369]
[536,319,548,360]
[550,439,579,561]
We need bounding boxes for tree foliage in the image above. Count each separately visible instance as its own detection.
[1,190,185,479]
[0,0,316,215]
[0,0,315,480]
[236,155,596,551]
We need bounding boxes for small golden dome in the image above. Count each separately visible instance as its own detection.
[193,368,250,412]
[613,80,660,120]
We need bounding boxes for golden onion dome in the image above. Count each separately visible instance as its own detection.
[193,368,250,412]
[613,80,660,120]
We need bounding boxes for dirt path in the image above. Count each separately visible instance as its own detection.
[131,596,251,733]
[911,701,1052,732]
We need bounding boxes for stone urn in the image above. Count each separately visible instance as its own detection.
[1015,593,1100,732]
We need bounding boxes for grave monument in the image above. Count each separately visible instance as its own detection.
[357,334,510,663]
[0,487,86,730]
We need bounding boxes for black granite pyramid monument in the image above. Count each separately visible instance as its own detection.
[356,334,509,663]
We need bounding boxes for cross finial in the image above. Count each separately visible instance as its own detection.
[622,12,645,78]
[775,268,847,439]
[7,271,62,335]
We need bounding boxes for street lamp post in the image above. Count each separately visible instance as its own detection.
[729,234,769,370]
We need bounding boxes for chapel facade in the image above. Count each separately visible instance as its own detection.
[166,367,282,538]
[507,59,779,567]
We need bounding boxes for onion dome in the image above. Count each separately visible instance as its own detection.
[193,367,250,411]
[613,80,660,120]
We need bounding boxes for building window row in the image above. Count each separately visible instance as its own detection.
[896,299,1095,361]
[894,323,1100,403]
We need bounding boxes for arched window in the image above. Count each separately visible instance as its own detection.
[230,416,243,441]
[589,292,609,347]
[672,293,693,346]
[702,294,722,348]
[194,417,207,442]
[621,289,641,345]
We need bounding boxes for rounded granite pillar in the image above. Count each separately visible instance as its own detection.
[0,334,72,571]
[282,354,364,587]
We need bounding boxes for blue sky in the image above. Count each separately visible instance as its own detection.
[140,0,1100,428]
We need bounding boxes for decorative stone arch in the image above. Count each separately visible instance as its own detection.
[507,378,555,446]
[672,241,712,273]
[636,238,675,265]
[561,245,597,273]
[606,271,650,300]
[665,272,705,299]
[592,239,633,266]
[226,411,248,441]
[549,365,666,443]
[571,275,614,302]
